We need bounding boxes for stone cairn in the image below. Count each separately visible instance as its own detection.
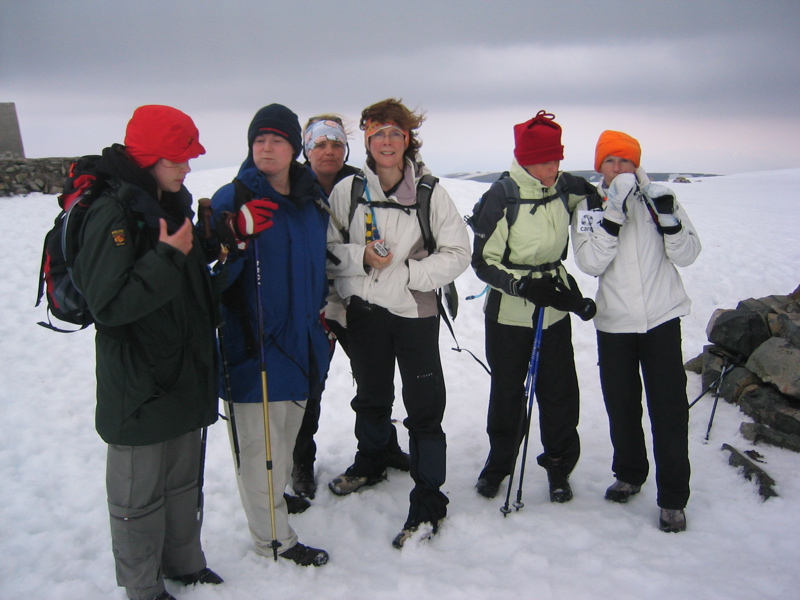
[0,157,78,197]
[686,285,800,499]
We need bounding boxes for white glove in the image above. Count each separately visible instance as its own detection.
[604,173,636,223]
[643,183,679,228]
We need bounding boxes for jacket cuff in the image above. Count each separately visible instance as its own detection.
[600,218,621,237]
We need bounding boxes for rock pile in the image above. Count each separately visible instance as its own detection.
[688,285,800,452]
[0,157,77,197]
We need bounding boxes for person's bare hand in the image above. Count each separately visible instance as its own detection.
[363,240,392,270]
[159,217,194,255]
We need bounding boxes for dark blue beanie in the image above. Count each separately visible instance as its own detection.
[247,104,302,159]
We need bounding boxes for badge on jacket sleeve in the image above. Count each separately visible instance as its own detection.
[111,229,127,246]
[576,210,600,234]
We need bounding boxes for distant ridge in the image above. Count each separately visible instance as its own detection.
[445,171,719,184]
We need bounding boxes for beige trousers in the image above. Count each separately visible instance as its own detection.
[225,400,305,556]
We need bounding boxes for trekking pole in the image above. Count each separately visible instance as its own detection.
[501,306,545,516]
[704,357,735,443]
[253,241,281,560]
[196,426,208,521]
[218,324,241,470]
[198,198,241,470]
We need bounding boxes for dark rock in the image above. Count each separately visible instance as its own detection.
[719,366,759,404]
[721,443,778,500]
[740,422,800,453]
[707,308,771,358]
[776,313,800,348]
[737,384,800,436]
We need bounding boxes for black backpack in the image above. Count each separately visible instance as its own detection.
[343,170,458,320]
[35,156,117,332]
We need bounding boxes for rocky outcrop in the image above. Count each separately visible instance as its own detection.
[693,285,800,453]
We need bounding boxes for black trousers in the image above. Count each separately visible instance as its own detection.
[292,318,404,469]
[597,318,690,509]
[346,297,448,526]
[480,315,580,484]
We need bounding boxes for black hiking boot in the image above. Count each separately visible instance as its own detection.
[284,492,311,514]
[280,542,329,566]
[544,459,573,503]
[292,463,317,499]
[475,477,501,499]
[386,447,411,472]
[167,567,223,586]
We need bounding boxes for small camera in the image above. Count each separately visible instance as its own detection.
[373,241,389,257]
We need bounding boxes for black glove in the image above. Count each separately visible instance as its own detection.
[514,273,562,307]
[550,274,597,321]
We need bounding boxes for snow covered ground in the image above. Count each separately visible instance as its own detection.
[2,167,799,599]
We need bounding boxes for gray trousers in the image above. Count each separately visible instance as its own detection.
[106,430,207,600]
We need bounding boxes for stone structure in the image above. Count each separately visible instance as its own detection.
[688,286,800,453]
[0,102,25,159]
[0,157,77,197]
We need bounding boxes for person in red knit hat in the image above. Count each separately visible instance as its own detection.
[72,105,222,600]
[572,130,701,533]
[471,110,599,504]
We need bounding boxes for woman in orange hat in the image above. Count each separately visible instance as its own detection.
[571,130,702,533]
[72,105,222,600]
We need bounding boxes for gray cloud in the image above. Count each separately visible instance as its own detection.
[2,0,799,174]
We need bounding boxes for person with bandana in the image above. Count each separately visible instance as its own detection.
[325,99,470,548]
[291,116,410,500]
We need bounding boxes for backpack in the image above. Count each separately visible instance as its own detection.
[35,155,124,332]
[466,171,602,263]
[345,170,459,320]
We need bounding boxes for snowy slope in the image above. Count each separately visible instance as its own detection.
[1,168,799,600]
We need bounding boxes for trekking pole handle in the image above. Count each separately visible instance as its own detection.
[198,198,212,239]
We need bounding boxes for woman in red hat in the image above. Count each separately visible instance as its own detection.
[72,105,222,600]
[572,130,701,533]
[471,110,599,505]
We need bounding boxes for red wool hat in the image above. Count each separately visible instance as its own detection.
[513,110,564,166]
[124,105,206,168]
[594,130,641,172]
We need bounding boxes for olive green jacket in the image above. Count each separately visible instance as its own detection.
[73,179,218,446]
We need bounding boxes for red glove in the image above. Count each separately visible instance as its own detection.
[229,198,279,250]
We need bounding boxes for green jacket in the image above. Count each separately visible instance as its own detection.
[471,161,597,329]
[73,161,218,446]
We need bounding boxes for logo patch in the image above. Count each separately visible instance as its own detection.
[111,229,127,246]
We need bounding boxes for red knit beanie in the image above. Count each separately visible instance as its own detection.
[124,105,206,168]
[513,110,564,166]
[594,130,641,172]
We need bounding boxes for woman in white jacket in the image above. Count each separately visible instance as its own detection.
[325,99,470,548]
[572,130,701,533]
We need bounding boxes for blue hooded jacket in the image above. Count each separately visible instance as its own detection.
[210,160,330,403]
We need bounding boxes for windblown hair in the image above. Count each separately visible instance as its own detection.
[360,99,425,170]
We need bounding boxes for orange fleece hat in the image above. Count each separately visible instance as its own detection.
[594,130,641,172]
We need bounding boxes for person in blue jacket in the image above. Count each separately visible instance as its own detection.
[209,104,330,566]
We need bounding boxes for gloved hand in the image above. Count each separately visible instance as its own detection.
[550,274,597,321]
[225,198,279,250]
[513,273,562,307]
[643,183,679,228]
[604,172,637,224]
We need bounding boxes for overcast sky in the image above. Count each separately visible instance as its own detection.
[2,0,799,176]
